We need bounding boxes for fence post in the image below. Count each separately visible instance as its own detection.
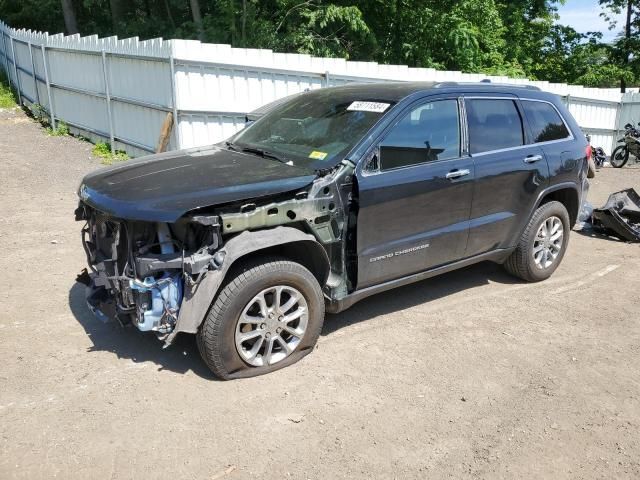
[169,53,181,149]
[612,98,623,155]
[28,41,40,105]
[101,50,116,154]
[324,70,330,87]
[9,36,22,105]
[40,44,56,129]
[1,32,9,77]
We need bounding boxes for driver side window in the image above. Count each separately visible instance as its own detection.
[379,99,460,171]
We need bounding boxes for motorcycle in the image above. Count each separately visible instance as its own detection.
[585,134,604,178]
[611,122,640,168]
[592,146,607,168]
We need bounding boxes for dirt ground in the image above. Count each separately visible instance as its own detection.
[1,106,639,480]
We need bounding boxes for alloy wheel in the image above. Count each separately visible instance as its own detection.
[533,216,564,269]
[234,286,309,367]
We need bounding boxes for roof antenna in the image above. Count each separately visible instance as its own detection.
[480,79,491,83]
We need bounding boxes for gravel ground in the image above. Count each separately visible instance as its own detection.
[1,107,639,480]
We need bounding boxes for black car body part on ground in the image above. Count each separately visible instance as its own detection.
[76,82,590,379]
[592,188,640,242]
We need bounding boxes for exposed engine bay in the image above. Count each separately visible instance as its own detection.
[75,161,355,342]
[76,207,222,334]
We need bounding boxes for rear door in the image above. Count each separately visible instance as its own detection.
[355,97,475,289]
[519,98,578,186]
[464,96,550,257]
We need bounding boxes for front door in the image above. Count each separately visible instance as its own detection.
[355,97,475,289]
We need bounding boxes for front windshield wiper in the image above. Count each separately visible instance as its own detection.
[240,146,292,166]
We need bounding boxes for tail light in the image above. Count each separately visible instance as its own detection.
[586,144,592,159]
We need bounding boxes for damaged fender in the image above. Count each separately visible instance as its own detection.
[165,226,330,344]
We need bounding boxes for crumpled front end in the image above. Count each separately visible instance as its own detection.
[75,157,354,344]
[75,203,223,336]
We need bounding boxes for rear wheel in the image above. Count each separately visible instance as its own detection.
[503,201,570,282]
[611,146,629,168]
[197,259,325,380]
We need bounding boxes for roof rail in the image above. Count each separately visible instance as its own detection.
[435,81,541,91]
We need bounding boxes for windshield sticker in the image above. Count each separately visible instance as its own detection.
[309,151,328,160]
[347,101,390,113]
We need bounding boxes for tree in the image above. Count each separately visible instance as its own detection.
[60,0,79,34]
[270,2,374,59]
[532,25,594,84]
[109,0,127,34]
[577,62,635,87]
[189,0,205,40]
[0,0,65,33]
[241,0,247,46]
[0,0,638,88]
[496,0,563,77]
[600,0,639,91]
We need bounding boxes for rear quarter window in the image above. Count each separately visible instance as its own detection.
[521,100,571,143]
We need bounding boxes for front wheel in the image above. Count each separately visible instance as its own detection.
[503,201,570,282]
[611,146,629,168]
[197,259,325,380]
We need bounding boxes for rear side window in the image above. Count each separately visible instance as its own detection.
[521,100,571,143]
[379,99,460,170]
[466,99,524,154]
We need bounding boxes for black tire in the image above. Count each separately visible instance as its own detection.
[503,201,570,282]
[197,259,325,380]
[611,146,629,168]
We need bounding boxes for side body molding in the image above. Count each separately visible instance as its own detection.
[166,226,330,343]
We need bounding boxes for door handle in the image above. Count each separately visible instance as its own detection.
[445,169,471,180]
[524,154,543,164]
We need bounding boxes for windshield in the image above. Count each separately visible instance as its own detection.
[229,88,395,169]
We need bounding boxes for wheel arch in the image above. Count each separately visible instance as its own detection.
[166,226,330,343]
[225,240,330,287]
[534,183,581,227]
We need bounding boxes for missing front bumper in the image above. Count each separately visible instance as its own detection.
[592,188,640,242]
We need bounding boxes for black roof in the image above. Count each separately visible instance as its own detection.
[317,81,440,102]
[247,81,549,120]
[317,81,543,103]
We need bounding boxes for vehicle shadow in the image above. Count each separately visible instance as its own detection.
[68,282,216,379]
[68,261,520,377]
[322,261,519,335]
[574,225,627,243]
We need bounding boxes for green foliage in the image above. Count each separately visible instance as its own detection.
[46,121,70,136]
[578,63,635,88]
[598,0,640,89]
[0,0,638,87]
[0,71,17,108]
[0,0,65,33]
[29,103,49,124]
[92,142,111,157]
[92,142,129,165]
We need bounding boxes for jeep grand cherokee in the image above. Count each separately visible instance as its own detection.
[76,82,589,379]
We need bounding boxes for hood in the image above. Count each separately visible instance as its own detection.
[79,146,316,222]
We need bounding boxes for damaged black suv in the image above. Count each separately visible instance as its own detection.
[76,82,589,379]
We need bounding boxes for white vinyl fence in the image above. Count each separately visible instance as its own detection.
[1,20,638,156]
